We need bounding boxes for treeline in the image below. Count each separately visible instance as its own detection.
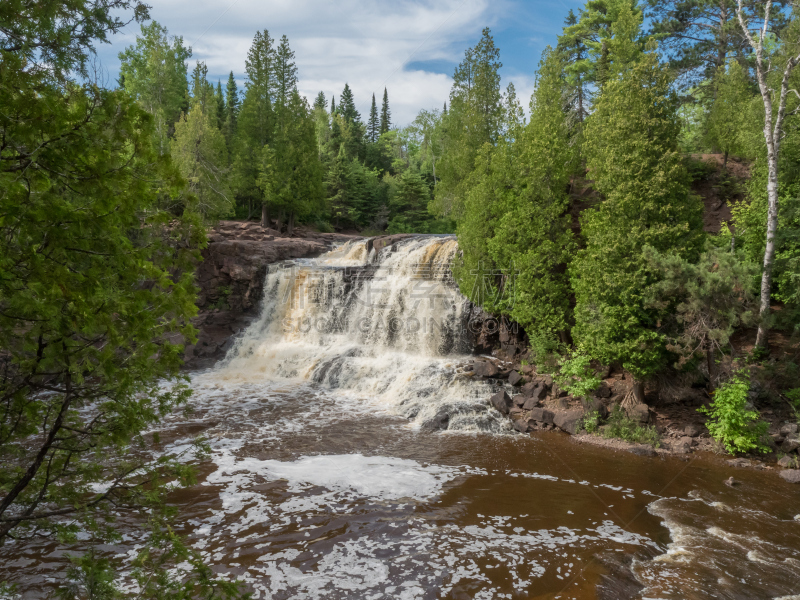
[118,24,453,234]
[432,0,800,403]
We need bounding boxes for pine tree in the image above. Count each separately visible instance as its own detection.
[431,28,503,219]
[570,4,704,390]
[339,83,360,124]
[330,95,336,114]
[313,91,326,111]
[380,87,391,133]
[224,71,239,144]
[273,34,298,104]
[367,93,379,142]
[557,9,590,121]
[215,80,225,129]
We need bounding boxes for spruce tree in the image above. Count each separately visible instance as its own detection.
[330,95,336,114]
[557,9,590,121]
[367,93,379,142]
[224,71,239,144]
[313,91,327,111]
[215,80,225,129]
[431,28,503,219]
[570,4,704,390]
[380,87,391,133]
[273,34,298,104]
[339,83,360,124]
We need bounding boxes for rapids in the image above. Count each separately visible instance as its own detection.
[2,236,799,599]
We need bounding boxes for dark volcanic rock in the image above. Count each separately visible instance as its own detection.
[512,418,529,433]
[490,391,512,415]
[595,551,646,600]
[553,408,585,435]
[626,404,651,425]
[508,371,525,386]
[473,360,500,378]
[421,410,450,432]
[528,407,555,425]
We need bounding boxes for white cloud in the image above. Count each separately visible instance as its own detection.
[103,0,508,125]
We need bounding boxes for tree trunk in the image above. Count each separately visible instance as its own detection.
[287,211,295,237]
[261,203,270,229]
[247,198,253,221]
[631,380,645,405]
[723,151,728,170]
[706,344,715,388]
[755,154,779,348]
[275,210,284,233]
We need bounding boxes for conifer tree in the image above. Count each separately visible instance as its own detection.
[339,83,360,124]
[432,28,503,219]
[273,34,298,104]
[557,9,590,121]
[330,95,336,114]
[215,80,225,130]
[368,93,380,142]
[380,87,391,133]
[570,4,704,394]
[314,91,327,111]
[118,21,191,154]
[224,71,239,144]
[706,60,753,168]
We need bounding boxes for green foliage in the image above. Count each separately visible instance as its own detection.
[431,28,503,219]
[581,410,602,434]
[645,244,758,377]
[556,353,602,399]
[380,88,391,134]
[699,371,769,454]
[571,13,704,379]
[118,21,191,154]
[603,406,661,446]
[705,61,753,161]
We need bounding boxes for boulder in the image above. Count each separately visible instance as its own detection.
[629,444,657,457]
[522,395,542,411]
[781,437,800,453]
[522,383,547,403]
[420,411,450,432]
[626,404,651,425]
[679,436,695,447]
[684,424,702,438]
[512,418,530,433]
[473,361,500,378]
[779,469,800,484]
[553,408,585,435]
[778,455,797,468]
[508,371,525,386]
[490,391,512,415]
[529,407,556,425]
[780,423,799,437]
[512,394,527,408]
[584,398,609,419]
[594,382,612,399]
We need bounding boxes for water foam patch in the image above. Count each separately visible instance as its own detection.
[208,452,460,502]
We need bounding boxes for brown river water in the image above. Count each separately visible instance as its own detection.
[2,237,800,599]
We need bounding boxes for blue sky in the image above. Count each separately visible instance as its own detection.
[95,0,586,125]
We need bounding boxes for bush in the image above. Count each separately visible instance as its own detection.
[581,410,601,434]
[602,406,661,447]
[555,352,602,399]
[699,371,769,454]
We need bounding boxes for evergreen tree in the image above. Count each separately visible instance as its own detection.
[118,21,191,154]
[190,61,214,114]
[570,5,704,391]
[339,83,361,124]
[224,71,239,144]
[215,80,225,130]
[326,144,353,227]
[380,87,391,133]
[314,91,327,111]
[259,90,324,235]
[273,34,298,103]
[387,171,432,232]
[431,28,503,219]
[368,93,380,142]
[557,9,590,121]
[330,95,336,114]
[706,60,753,167]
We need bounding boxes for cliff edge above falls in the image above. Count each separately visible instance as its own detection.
[184,221,360,369]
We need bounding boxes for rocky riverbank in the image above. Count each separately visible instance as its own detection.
[457,352,800,482]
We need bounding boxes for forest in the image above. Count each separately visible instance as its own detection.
[2,0,800,595]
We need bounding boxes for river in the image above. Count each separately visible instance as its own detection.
[3,236,800,599]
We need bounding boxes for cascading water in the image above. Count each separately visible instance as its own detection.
[217,236,507,432]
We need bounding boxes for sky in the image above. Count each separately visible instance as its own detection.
[95,0,586,126]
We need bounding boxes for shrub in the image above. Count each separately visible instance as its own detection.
[699,371,769,454]
[555,352,602,399]
[581,410,601,434]
[603,406,661,447]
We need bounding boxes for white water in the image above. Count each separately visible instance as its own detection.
[215,236,506,432]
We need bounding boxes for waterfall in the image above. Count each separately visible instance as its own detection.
[215,236,507,432]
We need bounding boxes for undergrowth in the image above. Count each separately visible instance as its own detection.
[602,406,661,447]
